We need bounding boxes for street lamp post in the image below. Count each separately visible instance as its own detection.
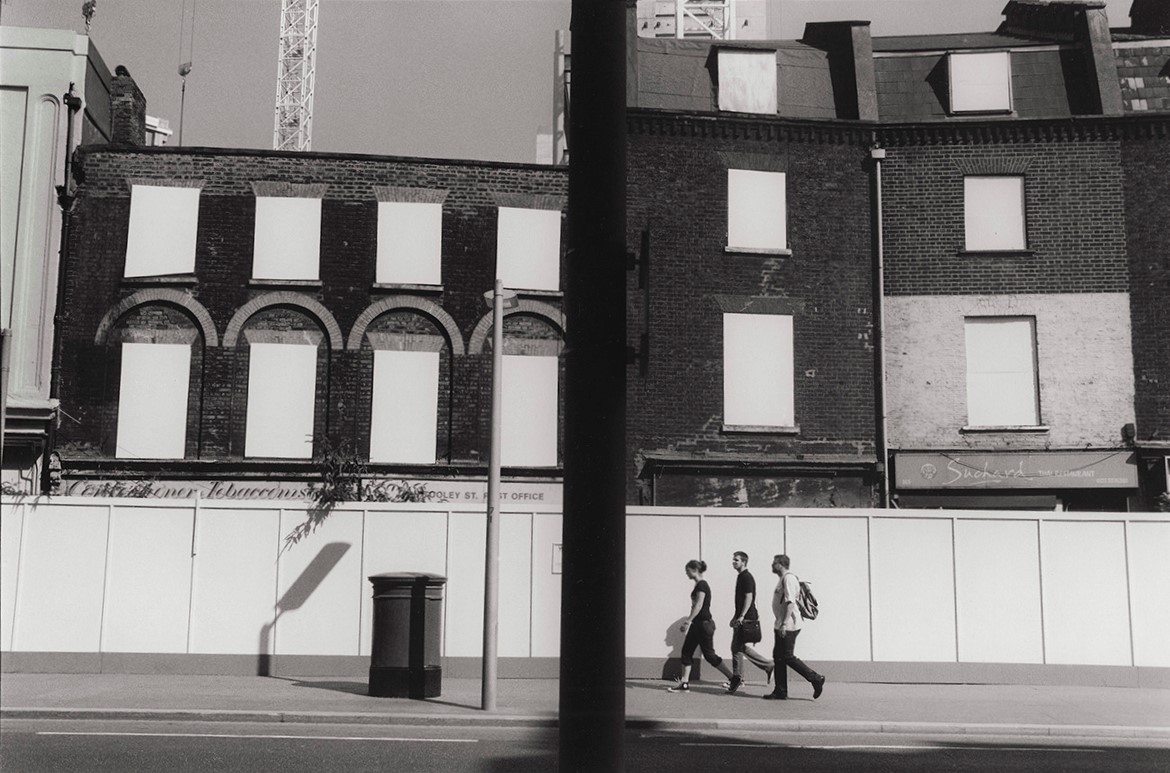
[482,280,516,712]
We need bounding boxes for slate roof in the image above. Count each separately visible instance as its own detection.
[873,32,1052,53]
[1114,38,1170,112]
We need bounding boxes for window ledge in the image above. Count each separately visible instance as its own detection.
[958,249,1034,258]
[948,110,1016,118]
[961,425,1050,434]
[513,288,564,299]
[248,278,322,288]
[122,274,198,286]
[372,282,444,294]
[722,424,800,435]
[725,247,792,258]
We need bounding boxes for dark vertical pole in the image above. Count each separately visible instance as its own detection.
[560,0,626,771]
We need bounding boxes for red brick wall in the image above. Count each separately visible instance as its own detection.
[625,117,877,505]
[58,147,567,474]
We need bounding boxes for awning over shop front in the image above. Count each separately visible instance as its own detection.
[895,450,1138,490]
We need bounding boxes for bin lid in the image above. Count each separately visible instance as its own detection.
[368,572,447,584]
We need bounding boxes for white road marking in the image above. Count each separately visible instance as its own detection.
[681,742,1105,752]
[36,731,476,743]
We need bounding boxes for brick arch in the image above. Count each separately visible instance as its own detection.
[347,296,465,354]
[94,289,219,347]
[467,299,566,355]
[221,292,343,349]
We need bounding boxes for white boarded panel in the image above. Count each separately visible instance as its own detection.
[871,517,957,662]
[245,342,317,459]
[0,88,27,307]
[965,317,1037,427]
[718,49,777,114]
[728,169,786,251]
[626,514,701,659]
[1,504,26,650]
[1128,521,1170,667]
[950,51,1012,112]
[360,510,449,657]
[964,176,1025,251]
[116,343,191,459]
[189,508,281,655]
[376,201,442,285]
[531,512,563,657]
[445,511,487,657]
[370,350,439,464]
[124,184,200,277]
[13,505,109,652]
[273,509,363,656]
[101,506,194,653]
[787,516,872,661]
[500,512,533,657]
[496,207,561,292]
[954,519,1043,664]
[723,313,794,427]
[699,516,784,657]
[252,196,321,280]
[502,355,558,467]
[1041,521,1131,666]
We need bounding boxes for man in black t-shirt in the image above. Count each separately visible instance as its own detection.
[726,551,775,694]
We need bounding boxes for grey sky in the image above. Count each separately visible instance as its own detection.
[1,1,1136,162]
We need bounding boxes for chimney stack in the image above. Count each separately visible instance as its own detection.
[110,65,146,146]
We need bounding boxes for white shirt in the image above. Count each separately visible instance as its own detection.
[772,572,802,632]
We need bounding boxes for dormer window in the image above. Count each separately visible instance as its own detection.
[948,51,1012,114]
[717,49,777,115]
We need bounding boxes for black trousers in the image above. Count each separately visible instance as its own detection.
[771,629,819,695]
[680,620,724,668]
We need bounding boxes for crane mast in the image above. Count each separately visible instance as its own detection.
[273,0,318,152]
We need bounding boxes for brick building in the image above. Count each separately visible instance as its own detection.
[879,0,1166,510]
[624,14,882,507]
[54,142,567,497]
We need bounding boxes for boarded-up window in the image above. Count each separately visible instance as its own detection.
[728,169,786,252]
[949,51,1012,113]
[718,49,778,114]
[115,342,190,458]
[369,349,439,463]
[965,176,1026,251]
[496,207,561,292]
[376,202,442,285]
[502,354,558,466]
[245,342,317,458]
[124,185,200,277]
[965,317,1039,427]
[252,196,321,280]
[723,313,795,428]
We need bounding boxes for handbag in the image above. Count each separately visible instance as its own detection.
[739,618,762,644]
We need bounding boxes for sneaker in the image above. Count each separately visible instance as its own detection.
[667,681,689,693]
[725,675,743,694]
[812,675,825,700]
[762,691,787,700]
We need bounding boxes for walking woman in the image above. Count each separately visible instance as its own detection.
[668,559,735,692]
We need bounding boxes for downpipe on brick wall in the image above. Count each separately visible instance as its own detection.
[871,139,891,508]
[42,85,83,494]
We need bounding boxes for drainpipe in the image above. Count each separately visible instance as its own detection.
[871,140,890,508]
[42,85,83,494]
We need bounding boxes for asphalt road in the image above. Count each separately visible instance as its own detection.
[3,719,1169,772]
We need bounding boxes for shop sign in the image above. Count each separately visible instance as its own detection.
[896,451,1138,490]
[57,477,563,504]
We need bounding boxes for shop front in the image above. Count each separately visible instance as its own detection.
[892,450,1139,511]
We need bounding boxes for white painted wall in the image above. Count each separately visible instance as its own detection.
[1,500,1166,673]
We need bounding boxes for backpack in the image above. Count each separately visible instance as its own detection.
[795,579,819,620]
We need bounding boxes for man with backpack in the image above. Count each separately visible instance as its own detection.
[765,554,826,701]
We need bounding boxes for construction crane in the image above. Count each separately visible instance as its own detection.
[273,0,318,152]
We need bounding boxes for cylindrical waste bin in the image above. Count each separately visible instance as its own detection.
[368,572,446,698]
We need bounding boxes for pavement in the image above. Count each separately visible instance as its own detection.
[2,673,1169,740]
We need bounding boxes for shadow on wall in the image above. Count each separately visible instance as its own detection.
[661,615,701,681]
[258,541,352,676]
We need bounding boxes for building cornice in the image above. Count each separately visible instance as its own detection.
[627,109,877,145]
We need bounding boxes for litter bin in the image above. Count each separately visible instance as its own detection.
[368,572,446,698]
